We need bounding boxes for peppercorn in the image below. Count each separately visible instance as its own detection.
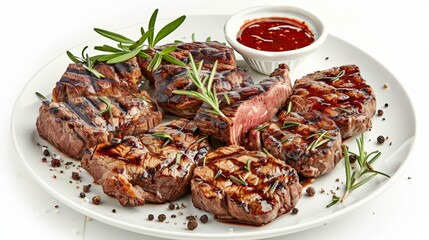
[186,215,196,221]
[306,186,316,197]
[72,172,80,181]
[292,208,299,214]
[187,219,198,230]
[43,149,50,156]
[349,154,357,163]
[377,109,384,116]
[79,192,86,198]
[158,214,166,222]
[168,203,175,210]
[92,196,101,205]
[83,184,91,193]
[384,103,389,107]
[200,214,209,223]
[148,214,154,221]
[51,158,61,167]
[377,135,385,144]
[112,209,116,213]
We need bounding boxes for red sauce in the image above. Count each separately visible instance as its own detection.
[237,17,314,52]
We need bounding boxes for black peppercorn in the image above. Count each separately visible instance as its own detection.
[377,109,384,116]
[377,135,385,144]
[51,158,61,167]
[43,149,50,156]
[92,196,101,205]
[200,214,209,223]
[79,192,86,198]
[168,203,175,210]
[72,172,80,181]
[292,208,299,214]
[187,219,198,230]
[158,214,166,222]
[148,214,154,221]
[83,184,91,193]
[306,186,316,197]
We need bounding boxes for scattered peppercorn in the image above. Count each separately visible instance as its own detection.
[382,118,386,121]
[43,149,50,156]
[158,214,166,222]
[79,192,86,198]
[54,205,59,208]
[325,56,329,60]
[200,214,209,223]
[187,220,198,230]
[168,203,175,210]
[389,142,392,146]
[186,215,196,221]
[112,209,116,213]
[51,158,61,167]
[65,161,73,165]
[383,83,389,88]
[292,208,299,214]
[42,157,47,163]
[171,214,176,218]
[181,203,186,208]
[384,103,389,107]
[377,109,384,116]
[59,170,64,173]
[320,188,325,194]
[83,184,91,193]
[377,135,385,144]
[92,196,101,205]
[72,172,80,181]
[306,186,316,197]
[148,214,154,221]
[349,154,357,163]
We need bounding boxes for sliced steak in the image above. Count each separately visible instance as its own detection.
[138,41,236,82]
[52,57,141,102]
[36,91,162,159]
[82,119,210,206]
[289,65,376,138]
[153,65,253,118]
[191,145,302,225]
[244,112,342,178]
[195,64,292,145]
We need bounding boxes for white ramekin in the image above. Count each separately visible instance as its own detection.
[224,6,327,75]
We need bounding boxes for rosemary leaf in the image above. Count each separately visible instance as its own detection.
[66,51,82,64]
[286,101,292,114]
[93,28,135,44]
[148,9,158,47]
[153,15,186,46]
[106,46,142,64]
[162,54,186,67]
[244,159,251,172]
[94,44,123,53]
[152,132,173,142]
[230,175,247,186]
[35,92,46,100]
[214,169,222,179]
[282,121,300,129]
[97,96,113,118]
[195,136,208,143]
[326,195,340,208]
[256,123,269,131]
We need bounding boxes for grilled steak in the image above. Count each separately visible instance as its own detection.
[195,64,292,145]
[52,57,141,102]
[191,145,302,225]
[244,112,342,178]
[36,91,162,159]
[289,65,376,138]
[138,41,236,82]
[153,65,253,118]
[81,119,210,206]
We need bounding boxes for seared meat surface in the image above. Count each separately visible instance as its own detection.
[289,65,376,138]
[36,91,161,159]
[153,65,253,118]
[191,145,302,225]
[195,64,292,145]
[52,57,141,102]
[244,112,342,178]
[82,119,210,206]
[138,41,236,82]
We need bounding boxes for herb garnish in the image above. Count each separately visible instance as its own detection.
[244,159,251,172]
[214,169,222,179]
[97,96,113,118]
[256,123,269,131]
[35,92,46,100]
[327,133,390,207]
[152,132,173,147]
[269,180,279,193]
[67,46,105,79]
[315,69,345,82]
[173,53,232,124]
[286,101,292,114]
[306,131,331,152]
[282,121,300,129]
[230,175,247,186]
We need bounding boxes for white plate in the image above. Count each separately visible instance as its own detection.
[11,15,416,239]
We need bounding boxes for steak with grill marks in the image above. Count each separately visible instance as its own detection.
[289,65,376,138]
[191,145,302,225]
[81,119,210,206]
[244,112,342,178]
[52,57,141,102]
[138,41,236,82]
[153,65,253,118]
[36,91,162,159]
[194,64,292,145]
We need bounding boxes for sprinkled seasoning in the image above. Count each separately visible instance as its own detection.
[71,172,80,181]
[148,214,154,221]
[83,184,91,193]
[92,196,101,205]
[112,209,116,213]
[79,192,86,198]
[51,158,61,167]
[187,219,198,230]
[377,135,385,144]
[291,208,299,214]
[306,186,316,197]
[158,214,166,222]
[377,109,384,116]
[168,203,175,210]
[200,214,209,223]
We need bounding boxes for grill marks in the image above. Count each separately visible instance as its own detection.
[244,112,342,178]
[81,119,210,206]
[191,145,301,225]
[36,93,162,159]
[52,57,141,102]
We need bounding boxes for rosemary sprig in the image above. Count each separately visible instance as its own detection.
[67,46,105,79]
[92,9,186,70]
[327,133,390,207]
[282,121,300,129]
[152,132,173,147]
[132,94,151,103]
[195,136,208,143]
[256,123,270,131]
[280,136,293,143]
[306,131,331,152]
[230,175,247,186]
[326,195,340,208]
[286,101,292,114]
[97,96,113,118]
[214,169,222,179]
[269,180,279,193]
[35,92,46,100]
[244,159,251,172]
[315,69,345,82]
[173,53,232,124]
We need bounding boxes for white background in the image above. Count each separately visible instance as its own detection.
[1,0,428,239]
